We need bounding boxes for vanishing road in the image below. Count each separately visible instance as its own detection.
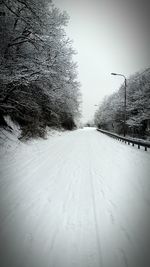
[0,128,150,267]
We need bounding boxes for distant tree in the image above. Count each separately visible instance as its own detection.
[84,119,95,127]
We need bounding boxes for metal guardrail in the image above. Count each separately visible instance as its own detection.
[97,129,150,151]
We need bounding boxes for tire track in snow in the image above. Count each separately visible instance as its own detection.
[89,168,104,267]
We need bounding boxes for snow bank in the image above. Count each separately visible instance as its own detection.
[0,116,21,156]
[0,117,65,158]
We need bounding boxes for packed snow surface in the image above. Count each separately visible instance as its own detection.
[0,127,150,267]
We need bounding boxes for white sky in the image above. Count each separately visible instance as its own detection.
[54,0,150,122]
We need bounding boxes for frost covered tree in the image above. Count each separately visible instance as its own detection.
[126,69,150,131]
[0,0,81,138]
[94,68,150,137]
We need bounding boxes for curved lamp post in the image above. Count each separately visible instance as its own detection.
[111,73,127,137]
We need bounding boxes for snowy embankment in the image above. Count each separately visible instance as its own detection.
[0,116,64,158]
[0,127,150,267]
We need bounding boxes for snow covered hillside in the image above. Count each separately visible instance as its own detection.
[0,127,150,267]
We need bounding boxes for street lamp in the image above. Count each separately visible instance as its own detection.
[111,72,127,137]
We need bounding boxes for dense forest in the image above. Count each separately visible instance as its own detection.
[0,0,81,139]
[94,68,150,139]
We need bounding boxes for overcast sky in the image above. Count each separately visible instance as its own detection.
[54,0,150,122]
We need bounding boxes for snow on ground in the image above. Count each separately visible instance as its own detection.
[0,127,150,267]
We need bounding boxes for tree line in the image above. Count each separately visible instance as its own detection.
[0,0,81,139]
[94,68,150,139]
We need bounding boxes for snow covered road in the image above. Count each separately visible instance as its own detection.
[0,127,150,267]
